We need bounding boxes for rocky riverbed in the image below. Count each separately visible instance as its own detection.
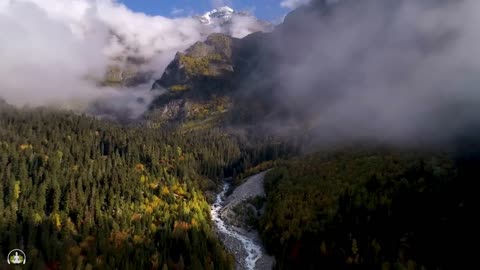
[211,171,275,270]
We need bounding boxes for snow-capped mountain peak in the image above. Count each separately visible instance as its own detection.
[196,6,273,38]
[199,6,235,25]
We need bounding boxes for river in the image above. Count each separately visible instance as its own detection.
[211,181,266,270]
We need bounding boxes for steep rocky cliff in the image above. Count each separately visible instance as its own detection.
[145,0,335,130]
[146,29,277,129]
[152,33,237,93]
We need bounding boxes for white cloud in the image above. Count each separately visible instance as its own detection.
[269,0,480,145]
[0,0,109,107]
[0,0,265,117]
[227,15,269,38]
[280,0,311,9]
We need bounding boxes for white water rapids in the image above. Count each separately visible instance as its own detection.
[211,182,263,270]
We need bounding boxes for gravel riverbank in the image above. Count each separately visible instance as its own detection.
[211,171,275,270]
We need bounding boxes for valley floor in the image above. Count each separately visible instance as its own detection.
[211,172,274,270]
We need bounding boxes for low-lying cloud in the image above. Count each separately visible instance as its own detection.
[0,0,266,118]
[262,0,480,146]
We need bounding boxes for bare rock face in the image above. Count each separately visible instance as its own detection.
[146,1,330,127]
[147,33,240,127]
[146,17,283,127]
[152,33,237,93]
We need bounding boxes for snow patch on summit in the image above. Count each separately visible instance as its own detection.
[199,6,235,25]
[197,6,273,39]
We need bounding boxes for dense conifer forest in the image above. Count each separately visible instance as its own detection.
[0,106,295,269]
[259,149,475,269]
[1,105,477,270]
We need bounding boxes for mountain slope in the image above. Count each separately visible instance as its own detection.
[98,6,272,90]
[153,33,237,93]
[148,0,480,147]
[145,2,336,128]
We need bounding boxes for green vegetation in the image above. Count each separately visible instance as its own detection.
[233,160,281,187]
[231,196,266,230]
[1,104,474,270]
[180,115,222,133]
[0,107,234,269]
[260,149,474,269]
[246,196,266,212]
[231,202,258,230]
[179,54,226,77]
[174,34,233,80]
[187,96,232,121]
[0,106,296,269]
[179,55,212,77]
[169,84,190,92]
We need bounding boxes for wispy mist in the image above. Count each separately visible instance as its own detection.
[262,0,480,146]
[0,0,266,118]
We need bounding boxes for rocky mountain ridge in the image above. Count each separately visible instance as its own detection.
[100,6,272,89]
[145,2,320,129]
